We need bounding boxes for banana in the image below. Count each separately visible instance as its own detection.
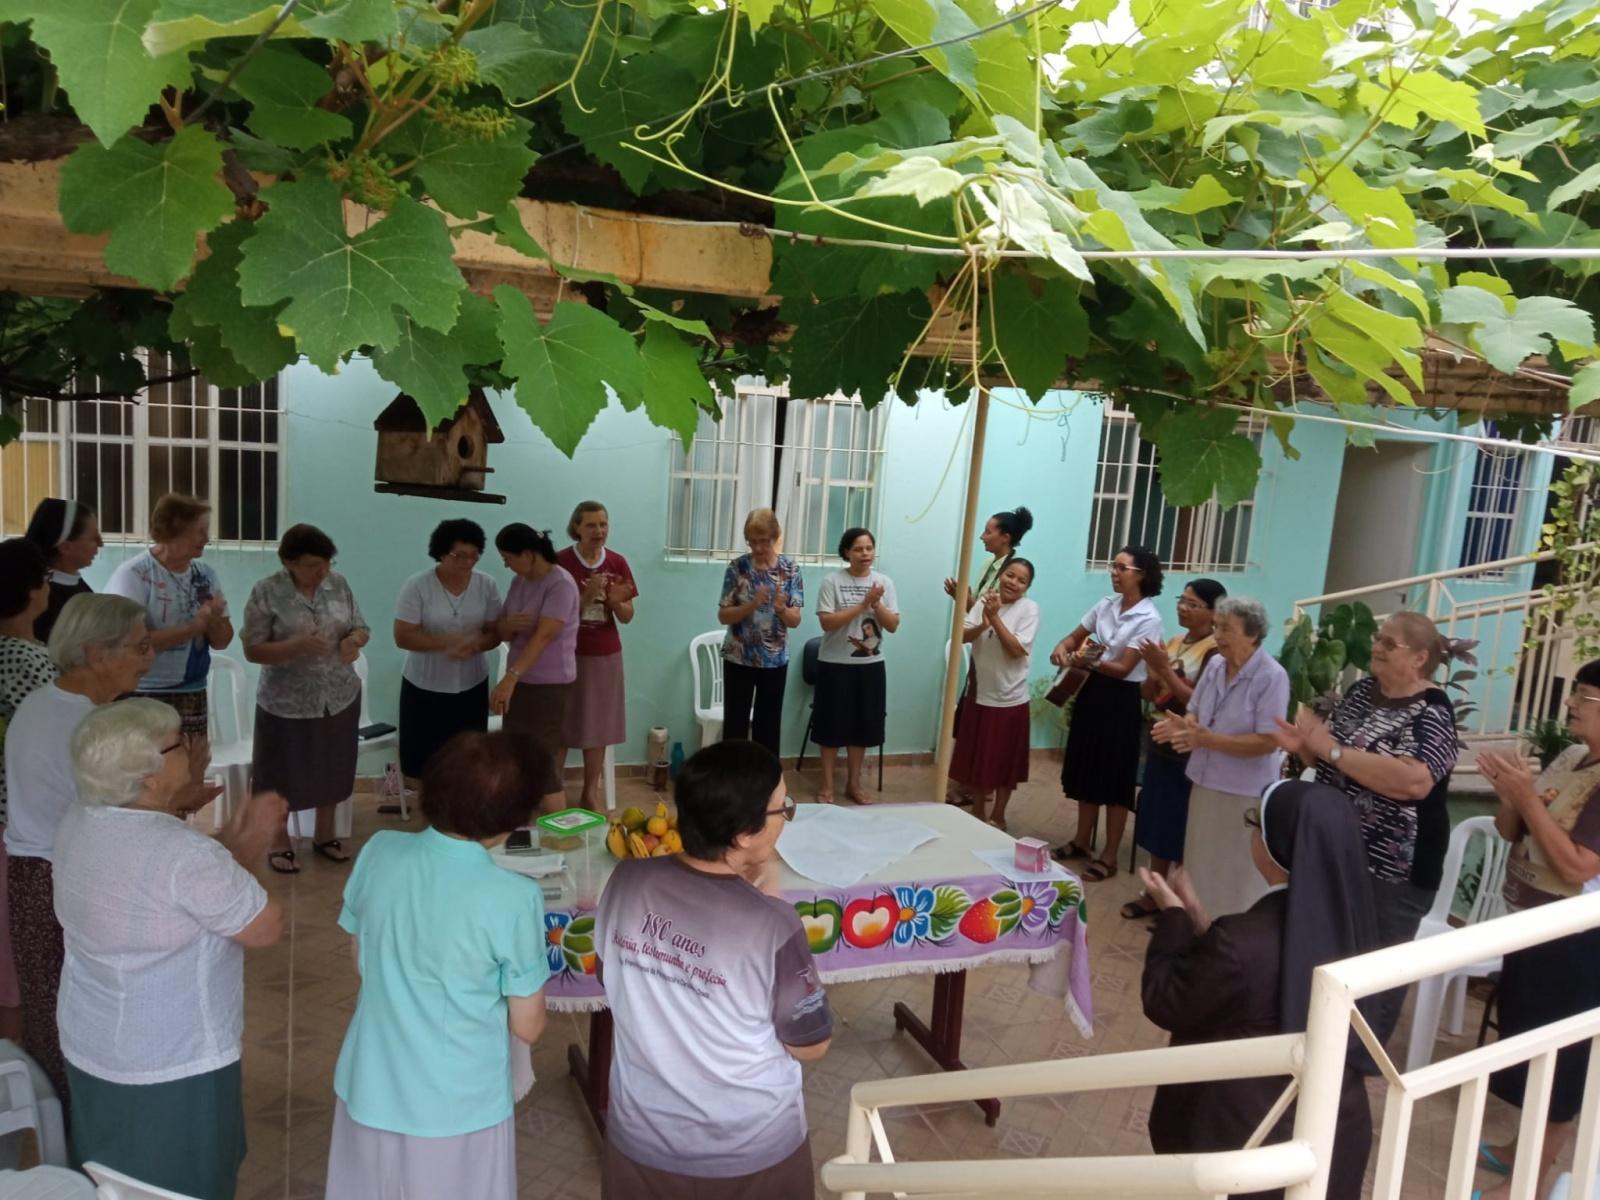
[627,832,651,859]
[606,823,629,860]
[655,800,670,821]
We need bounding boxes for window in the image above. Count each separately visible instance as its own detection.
[0,357,283,545]
[666,383,887,563]
[1086,400,1262,572]
[1459,422,1532,573]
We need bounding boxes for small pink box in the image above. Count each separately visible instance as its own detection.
[1014,837,1049,873]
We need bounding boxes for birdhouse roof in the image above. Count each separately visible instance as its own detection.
[372,388,505,442]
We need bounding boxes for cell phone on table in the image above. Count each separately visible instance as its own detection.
[505,829,535,854]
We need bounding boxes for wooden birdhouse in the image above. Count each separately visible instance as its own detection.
[373,388,506,504]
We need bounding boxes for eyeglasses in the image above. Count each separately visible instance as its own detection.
[1373,634,1412,652]
[1110,563,1143,574]
[1243,806,1261,829]
[125,638,154,655]
[766,796,797,823]
[1176,598,1211,610]
[445,549,480,563]
[1569,692,1600,706]
[160,742,185,756]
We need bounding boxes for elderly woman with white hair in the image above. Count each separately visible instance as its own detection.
[3,593,153,1114]
[1153,595,1290,919]
[52,700,283,1196]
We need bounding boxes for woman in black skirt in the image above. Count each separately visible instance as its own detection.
[393,519,503,782]
[812,528,900,805]
[1474,659,1600,1200]
[1050,545,1165,881]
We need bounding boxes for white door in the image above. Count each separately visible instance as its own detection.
[1323,441,1431,606]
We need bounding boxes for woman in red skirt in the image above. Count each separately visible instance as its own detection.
[949,559,1038,829]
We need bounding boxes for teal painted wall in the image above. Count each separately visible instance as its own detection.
[76,362,1365,767]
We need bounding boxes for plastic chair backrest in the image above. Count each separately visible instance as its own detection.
[802,637,823,687]
[1426,815,1511,929]
[944,638,970,681]
[0,1060,37,1139]
[84,1162,201,1200]
[354,650,374,725]
[689,631,725,717]
[206,654,251,748]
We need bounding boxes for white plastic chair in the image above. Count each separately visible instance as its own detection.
[288,650,390,841]
[689,631,725,749]
[1404,815,1512,1071]
[204,655,253,832]
[83,1163,200,1200]
[0,1167,95,1197]
[486,645,615,808]
[0,1041,68,1170]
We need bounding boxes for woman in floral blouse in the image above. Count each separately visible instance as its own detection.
[242,524,370,874]
[717,508,803,758]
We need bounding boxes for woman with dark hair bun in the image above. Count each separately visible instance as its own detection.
[241,523,369,873]
[813,527,900,804]
[23,499,101,643]
[942,505,1033,610]
[394,519,502,782]
[492,523,579,810]
[1050,544,1165,881]
[1122,578,1226,920]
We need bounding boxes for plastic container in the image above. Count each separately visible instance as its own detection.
[669,740,685,779]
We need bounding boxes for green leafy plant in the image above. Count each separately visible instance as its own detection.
[0,0,1594,498]
[1523,717,1579,769]
[1278,601,1378,718]
[1525,461,1600,670]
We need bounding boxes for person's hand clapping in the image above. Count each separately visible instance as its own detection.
[753,583,774,609]
[864,582,886,610]
[581,574,608,604]
[228,789,289,865]
[943,576,958,599]
[445,631,480,661]
[337,634,361,665]
[1477,749,1542,810]
[1151,716,1179,746]
[1166,713,1205,754]
[1138,866,1182,910]
[296,632,334,659]
[1138,638,1170,672]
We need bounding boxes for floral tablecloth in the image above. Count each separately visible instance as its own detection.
[524,804,1093,1036]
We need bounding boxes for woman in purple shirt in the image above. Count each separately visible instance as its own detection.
[491,524,579,809]
[1153,596,1289,918]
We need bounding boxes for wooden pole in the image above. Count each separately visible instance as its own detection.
[932,386,991,804]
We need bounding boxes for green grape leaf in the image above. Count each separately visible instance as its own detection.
[233,46,352,149]
[165,314,258,388]
[784,291,933,402]
[1152,405,1263,507]
[371,293,503,426]
[869,0,980,95]
[1438,286,1596,374]
[985,273,1087,404]
[169,223,296,380]
[57,126,233,291]
[392,115,537,219]
[1356,69,1485,136]
[637,322,712,441]
[496,290,643,456]
[144,0,397,55]
[238,177,465,371]
[629,299,713,339]
[559,53,702,194]
[1571,362,1600,410]
[15,0,193,146]
[1168,173,1239,215]
[1549,162,1600,211]
[462,23,576,102]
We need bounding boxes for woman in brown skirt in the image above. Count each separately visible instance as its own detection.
[242,524,370,874]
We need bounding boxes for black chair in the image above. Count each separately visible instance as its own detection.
[795,636,885,790]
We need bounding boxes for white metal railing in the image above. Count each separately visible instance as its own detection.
[1291,545,1600,742]
[820,892,1600,1200]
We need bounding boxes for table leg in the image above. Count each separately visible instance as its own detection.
[892,970,1001,1126]
[567,1009,613,1135]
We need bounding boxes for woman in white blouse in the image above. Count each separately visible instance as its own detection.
[1049,545,1165,881]
[394,519,502,784]
[54,699,283,1199]
[948,559,1039,829]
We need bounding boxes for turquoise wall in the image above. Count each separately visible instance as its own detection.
[77,361,1364,768]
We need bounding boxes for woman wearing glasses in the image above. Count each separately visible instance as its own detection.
[1471,663,1600,1200]
[1051,545,1165,880]
[1270,610,1457,1043]
[394,519,503,783]
[595,741,831,1199]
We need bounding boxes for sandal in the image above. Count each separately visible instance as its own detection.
[817,791,835,805]
[1121,896,1159,920]
[1052,841,1092,863]
[268,850,299,875]
[845,789,871,807]
[313,839,351,864]
[1477,1143,1512,1176]
[1082,858,1119,882]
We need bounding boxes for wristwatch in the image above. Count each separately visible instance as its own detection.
[1327,742,1344,765]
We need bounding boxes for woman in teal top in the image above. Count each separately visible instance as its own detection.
[326,731,552,1199]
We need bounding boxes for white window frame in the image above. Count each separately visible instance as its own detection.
[1086,400,1264,573]
[0,361,286,547]
[1458,421,1534,578]
[665,383,888,564]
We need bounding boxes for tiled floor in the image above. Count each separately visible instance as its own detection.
[235,760,1523,1199]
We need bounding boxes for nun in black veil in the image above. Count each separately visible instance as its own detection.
[1140,778,1380,1200]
